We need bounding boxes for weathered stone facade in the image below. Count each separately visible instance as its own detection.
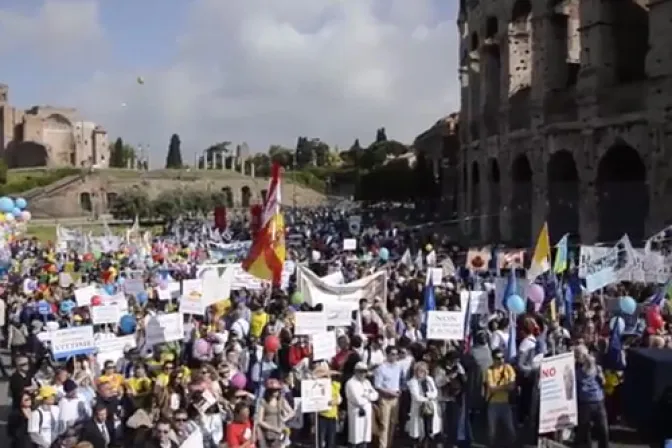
[457,0,672,247]
[0,84,109,169]
[26,170,326,219]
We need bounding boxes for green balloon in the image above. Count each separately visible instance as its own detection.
[291,291,303,305]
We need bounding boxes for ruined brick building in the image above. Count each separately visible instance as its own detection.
[457,0,672,246]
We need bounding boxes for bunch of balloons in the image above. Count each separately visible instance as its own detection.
[0,196,30,223]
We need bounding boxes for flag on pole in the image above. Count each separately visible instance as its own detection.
[528,222,551,281]
[553,233,569,274]
[241,163,286,285]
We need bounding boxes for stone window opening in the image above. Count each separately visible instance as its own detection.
[548,0,581,89]
[484,16,501,137]
[80,192,92,212]
[508,0,533,130]
[468,32,481,140]
[241,186,252,208]
[609,0,649,84]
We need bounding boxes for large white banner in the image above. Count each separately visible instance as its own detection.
[145,313,184,346]
[584,235,635,292]
[538,352,578,434]
[297,265,387,309]
[196,261,294,290]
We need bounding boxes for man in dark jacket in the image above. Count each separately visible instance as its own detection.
[80,402,116,448]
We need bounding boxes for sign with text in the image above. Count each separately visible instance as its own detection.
[538,352,578,434]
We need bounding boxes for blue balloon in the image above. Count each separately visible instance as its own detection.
[119,314,137,335]
[104,284,116,295]
[59,299,76,315]
[14,197,27,210]
[136,291,149,305]
[117,276,126,285]
[505,294,526,314]
[11,208,21,218]
[0,197,14,213]
[619,296,637,315]
[37,300,51,316]
[379,247,389,262]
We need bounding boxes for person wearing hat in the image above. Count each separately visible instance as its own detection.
[345,362,378,448]
[256,378,294,448]
[28,385,59,448]
[57,379,87,436]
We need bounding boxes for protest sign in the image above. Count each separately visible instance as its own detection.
[145,313,184,345]
[51,325,96,359]
[294,311,327,335]
[300,378,331,413]
[426,310,466,340]
[538,352,578,434]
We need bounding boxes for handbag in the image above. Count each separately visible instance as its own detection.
[420,379,434,417]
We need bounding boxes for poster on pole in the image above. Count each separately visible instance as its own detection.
[538,352,578,434]
[300,378,331,413]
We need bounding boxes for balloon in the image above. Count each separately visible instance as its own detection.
[379,247,389,262]
[104,284,116,295]
[609,316,625,334]
[526,283,545,304]
[90,295,102,306]
[136,291,149,305]
[290,291,303,305]
[11,208,21,218]
[505,294,526,314]
[4,213,14,222]
[619,296,637,315]
[194,339,209,357]
[82,253,94,263]
[230,372,247,390]
[20,211,31,222]
[264,335,281,353]
[59,299,76,315]
[647,308,664,331]
[0,197,14,213]
[14,197,27,210]
[119,314,137,334]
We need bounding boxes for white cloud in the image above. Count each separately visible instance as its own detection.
[8,0,460,163]
[0,0,104,63]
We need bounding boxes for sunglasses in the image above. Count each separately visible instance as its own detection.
[174,418,187,422]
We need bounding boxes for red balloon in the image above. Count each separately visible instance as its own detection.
[90,295,102,306]
[264,335,280,353]
[83,253,94,262]
[647,308,664,331]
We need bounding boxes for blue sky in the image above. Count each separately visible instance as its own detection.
[1,0,460,164]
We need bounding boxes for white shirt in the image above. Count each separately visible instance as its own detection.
[231,318,250,339]
[28,405,59,447]
[58,395,89,435]
[491,329,510,353]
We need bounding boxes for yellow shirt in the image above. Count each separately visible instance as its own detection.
[320,381,341,419]
[250,312,269,339]
[126,377,153,396]
[98,373,124,394]
[486,364,516,404]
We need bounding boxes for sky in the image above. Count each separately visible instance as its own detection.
[0,0,460,166]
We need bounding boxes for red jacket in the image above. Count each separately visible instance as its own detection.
[288,344,311,367]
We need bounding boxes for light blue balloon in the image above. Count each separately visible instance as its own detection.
[11,208,21,218]
[15,197,27,210]
[379,247,389,261]
[506,294,526,314]
[0,197,14,213]
[619,296,637,315]
[136,291,149,305]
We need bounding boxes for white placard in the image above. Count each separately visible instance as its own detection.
[100,292,129,315]
[343,238,357,251]
[95,334,137,354]
[180,279,205,315]
[425,267,443,285]
[300,378,332,413]
[92,305,121,325]
[311,331,337,361]
[179,430,204,448]
[323,302,353,327]
[145,313,185,346]
[578,245,610,278]
[295,311,328,336]
[461,290,488,315]
[426,310,466,340]
[538,352,578,434]
[51,325,96,359]
[74,285,96,307]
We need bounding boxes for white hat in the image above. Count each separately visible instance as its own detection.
[354,361,368,371]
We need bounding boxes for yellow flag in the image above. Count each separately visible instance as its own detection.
[527,222,551,280]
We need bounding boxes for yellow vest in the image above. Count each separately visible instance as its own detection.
[320,381,341,419]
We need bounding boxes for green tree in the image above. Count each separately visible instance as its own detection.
[252,153,271,177]
[110,138,125,168]
[152,190,182,220]
[109,189,151,219]
[295,137,312,168]
[0,159,8,185]
[166,134,183,168]
[340,139,362,167]
[375,127,388,143]
[268,145,293,168]
[203,142,231,169]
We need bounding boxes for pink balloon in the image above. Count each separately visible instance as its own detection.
[194,339,210,356]
[526,283,545,304]
[230,372,247,390]
[20,211,31,221]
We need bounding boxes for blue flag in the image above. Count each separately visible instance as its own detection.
[422,278,436,338]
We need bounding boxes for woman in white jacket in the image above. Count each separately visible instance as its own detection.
[345,362,379,448]
[406,361,441,447]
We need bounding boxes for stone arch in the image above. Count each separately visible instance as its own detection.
[470,32,479,51]
[43,113,75,165]
[488,158,501,240]
[80,192,92,212]
[106,192,118,209]
[471,162,481,240]
[241,186,252,208]
[596,143,648,243]
[547,150,580,241]
[221,187,234,208]
[508,0,533,131]
[7,142,49,168]
[609,1,648,84]
[483,16,501,137]
[511,153,533,245]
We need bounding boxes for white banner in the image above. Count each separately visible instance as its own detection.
[91,305,121,325]
[297,265,387,309]
[294,311,327,336]
[145,313,184,346]
[311,331,337,361]
[180,279,205,315]
[578,245,610,279]
[51,325,96,359]
[196,261,294,290]
[584,235,635,292]
[538,352,578,434]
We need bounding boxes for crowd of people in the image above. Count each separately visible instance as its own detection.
[0,204,667,448]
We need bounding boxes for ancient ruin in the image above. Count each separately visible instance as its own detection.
[452,0,672,246]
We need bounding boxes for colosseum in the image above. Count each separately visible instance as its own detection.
[455,0,672,247]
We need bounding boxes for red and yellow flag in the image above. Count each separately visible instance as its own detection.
[242,163,285,285]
